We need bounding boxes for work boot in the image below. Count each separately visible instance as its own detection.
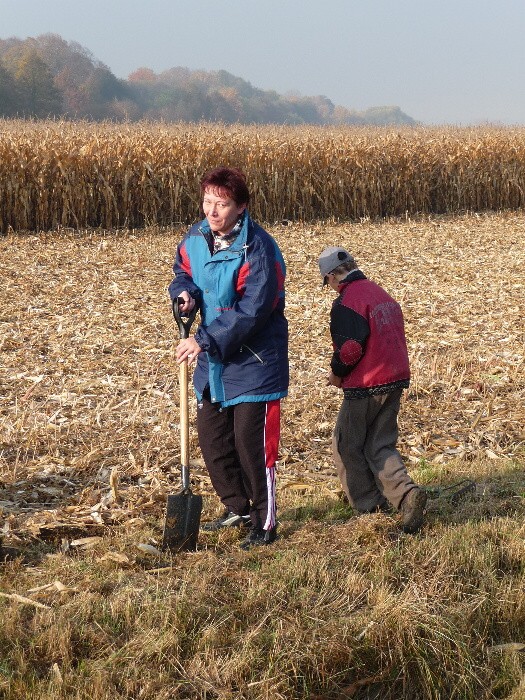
[400,488,427,534]
[240,525,277,551]
[201,510,251,531]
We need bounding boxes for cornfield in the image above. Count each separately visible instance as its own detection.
[2,120,525,232]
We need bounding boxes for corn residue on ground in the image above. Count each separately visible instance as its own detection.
[0,212,524,700]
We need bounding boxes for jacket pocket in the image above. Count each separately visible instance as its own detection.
[241,344,266,365]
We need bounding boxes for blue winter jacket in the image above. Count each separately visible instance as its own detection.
[168,212,289,407]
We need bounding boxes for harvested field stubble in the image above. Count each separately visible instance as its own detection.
[0,209,525,532]
[0,211,523,534]
[0,212,524,700]
[3,121,525,232]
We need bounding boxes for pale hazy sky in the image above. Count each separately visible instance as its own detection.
[2,0,525,125]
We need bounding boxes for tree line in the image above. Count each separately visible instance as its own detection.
[0,34,416,126]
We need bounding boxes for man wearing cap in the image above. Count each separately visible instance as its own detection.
[319,246,427,533]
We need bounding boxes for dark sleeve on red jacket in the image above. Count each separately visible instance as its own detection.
[329,299,370,377]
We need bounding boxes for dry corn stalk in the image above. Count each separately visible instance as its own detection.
[2,120,525,232]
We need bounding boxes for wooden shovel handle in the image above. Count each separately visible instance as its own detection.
[172,295,197,489]
[179,358,189,467]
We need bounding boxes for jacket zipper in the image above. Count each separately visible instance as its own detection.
[241,344,266,364]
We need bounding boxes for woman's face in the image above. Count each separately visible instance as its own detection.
[203,187,246,236]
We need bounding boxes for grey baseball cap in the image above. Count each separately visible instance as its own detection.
[318,246,355,284]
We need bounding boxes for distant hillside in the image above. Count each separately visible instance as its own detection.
[0,33,417,126]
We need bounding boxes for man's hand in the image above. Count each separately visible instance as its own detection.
[177,291,195,314]
[176,336,201,365]
[327,371,343,388]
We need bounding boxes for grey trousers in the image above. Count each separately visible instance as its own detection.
[332,388,415,512]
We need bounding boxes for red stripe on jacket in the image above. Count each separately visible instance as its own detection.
[179,246,192,276]
[263,399,280,530]
[272,261,285,309]
[235,261,250,296]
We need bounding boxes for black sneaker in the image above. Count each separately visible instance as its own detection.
[400,488,427,534]
[201,510,251,531]
[240,526,277,550]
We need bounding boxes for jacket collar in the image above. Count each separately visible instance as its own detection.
[338,269,366,291]
[198,210,250,252]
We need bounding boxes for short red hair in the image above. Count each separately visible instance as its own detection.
[200,167,250,206]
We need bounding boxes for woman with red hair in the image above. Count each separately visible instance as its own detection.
[169,167,289,550]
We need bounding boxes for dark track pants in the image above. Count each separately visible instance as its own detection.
[196,397,280,530]
[332,388,415,512]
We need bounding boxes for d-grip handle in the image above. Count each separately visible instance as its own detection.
[172,296,198,339]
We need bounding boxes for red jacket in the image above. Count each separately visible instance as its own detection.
[330,270,410,398]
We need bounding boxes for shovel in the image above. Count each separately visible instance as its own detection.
[162,297,202,552]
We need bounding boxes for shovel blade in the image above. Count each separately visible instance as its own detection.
[162,491,203,552]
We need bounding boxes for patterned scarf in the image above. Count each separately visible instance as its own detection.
[212,213,245,255]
